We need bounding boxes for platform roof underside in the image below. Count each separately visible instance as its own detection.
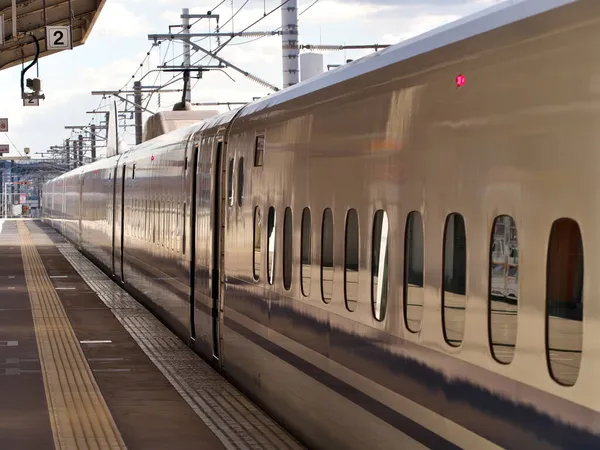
[0,0,105,70]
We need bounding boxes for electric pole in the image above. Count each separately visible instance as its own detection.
[182,8,192,104]
[281,0,299,88]
[78,134,84,167]
[90,124,97,161]
[134,81,143,145]
[65,139,71,169]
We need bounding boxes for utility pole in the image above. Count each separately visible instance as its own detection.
[281,0,299,88]
[182,8,192,103]
[78,134,84,167]
[90,124,97,161]
[133,81,143,144]
[65,139,71,169]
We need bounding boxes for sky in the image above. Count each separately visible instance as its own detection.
[0,0,502,159]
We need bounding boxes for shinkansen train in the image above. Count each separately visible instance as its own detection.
[42,1,600,448]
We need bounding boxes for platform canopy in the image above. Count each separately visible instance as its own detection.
[0,0,105,70]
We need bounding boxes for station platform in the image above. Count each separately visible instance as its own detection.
[0,219,303,450]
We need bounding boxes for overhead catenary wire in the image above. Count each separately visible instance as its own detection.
[5,133,24,156]
[142,0,232,110]
[229,0,319,46]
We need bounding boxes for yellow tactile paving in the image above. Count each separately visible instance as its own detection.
[17,221,127,450]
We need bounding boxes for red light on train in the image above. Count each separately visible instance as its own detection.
[456,74,466,88]
[151,155,154,161]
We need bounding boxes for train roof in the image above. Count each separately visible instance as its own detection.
[240,0,577,117]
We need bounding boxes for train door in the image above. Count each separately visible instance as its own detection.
[111,165,118,275]
[120,164,126,281]
[113,162,125,282]
[211,140,224,361]
[78,174,83,248]
[189,141,200,343]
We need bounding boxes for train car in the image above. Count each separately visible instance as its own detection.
[43,1,600,448]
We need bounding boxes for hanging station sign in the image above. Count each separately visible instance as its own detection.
[46,25,72,50]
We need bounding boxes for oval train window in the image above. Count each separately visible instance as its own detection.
[321,209,334,303]
[253,207,261,280]
[227,158,235,207]
[267,207,277,285]
[345,209,359,312]
[489,216,518,364]
[301,208,312,297]
[237,158,244,207]
[372,210,389,321]
[546,218,583,386]
[404,212,424,333]
[283,207,293,291]
[442,213,467,347]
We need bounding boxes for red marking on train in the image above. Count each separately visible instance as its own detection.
[456,74,466,87]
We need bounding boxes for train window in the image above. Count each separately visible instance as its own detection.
[237,158,244,207]
[283,207,292,291]
[161,202,165,247]
[228,158,235,207]
[182,202,186,255]
[267,207,276,285]
[442,213,467,347]
[184,156,188,171]
[176,202,180,253]
[489,216,519,364]
[321,208,334,303]
[132,164,136,180]
[254,135,265,167]
[372,210,389,321]
[301,208,312,297]
[253,207,261,280]
[344,209,359,312]
[546,218,583,386]
[404,212,424,333]
[170,202,174,251]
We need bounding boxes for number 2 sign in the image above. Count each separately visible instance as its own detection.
[46,26,72,50]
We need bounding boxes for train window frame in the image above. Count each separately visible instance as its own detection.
[254,135,265,167]
[321,208,334,304]
[237,157,244,207]
[267,207,277,286]
[404,211,425,333]
[489,215,519,365]
[546,218,584,387]
[344,209,359,312]
[301,208,312,297]
[283,207,293,291]
[253,206,262,281]
[372,210,389,322]
[227,157,235,207]
[442,213,467,347]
